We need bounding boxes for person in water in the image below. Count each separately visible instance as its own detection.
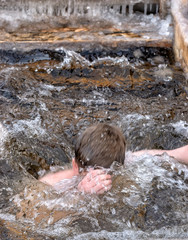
[40,123,188,194]
[40,123,125,193]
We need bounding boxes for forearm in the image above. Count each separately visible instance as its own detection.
[133,149,168,157]
[167,145,188,164]
[39,169,76,186]
[133,145,188,164]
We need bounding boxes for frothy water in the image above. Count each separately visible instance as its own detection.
[171,120,188,138]
[0,2,187,237]
[12,116,47,138]
[0,122,8,154]
[125,153,188,191]
[9,154,188,239]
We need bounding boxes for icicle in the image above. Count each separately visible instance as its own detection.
[122,5,126,15]
[92,2,97,17]
[115,5,119,15]
[67,0,71,16]
[75,4,79,16]
[100,3,105,16]
[129,4,133,15]
[150,3,152,12]
[81,5,84,15]
[156,3,159,14]
[144,3,147,15]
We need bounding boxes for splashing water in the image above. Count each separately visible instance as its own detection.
[9,153,188,239]
[171,121,188,138]
[0,1,187,238]
[0,122,8,154]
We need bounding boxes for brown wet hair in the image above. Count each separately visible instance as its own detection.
[75,123,126,169]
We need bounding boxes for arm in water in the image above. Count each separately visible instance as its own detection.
[39,169,77,186]
[84,145,188,193]
[133,144,188,164]
[77,144,188,193]
[40,145,188,192]
[39,168,112,194]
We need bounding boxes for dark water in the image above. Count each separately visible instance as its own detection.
[0,45,187,239]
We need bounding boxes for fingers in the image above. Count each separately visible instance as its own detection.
[78,169,112,195]
[83,171,111,188]
[95,174,111,182]
[79,179,112,194]
[86,169,111,182]
[87,169,110,178]
[90,179,112,194]
[96,182,112,194]
[84,174,111,187]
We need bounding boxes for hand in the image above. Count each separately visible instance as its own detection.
[78,169,112,194]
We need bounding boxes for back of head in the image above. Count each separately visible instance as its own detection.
[75,123,126,169]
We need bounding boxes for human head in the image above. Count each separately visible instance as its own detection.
[74,123,126,170]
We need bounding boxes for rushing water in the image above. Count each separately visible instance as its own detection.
[0,0,188,239]
[0,45,188,239]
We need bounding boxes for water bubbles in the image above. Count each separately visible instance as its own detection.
[46,68,53,74]
[0,122,8,153]
[126,220,132,228]
[126,153,188,193]
[164,76,172,82]
[171,120,188,138]
[158,15,173,37]
[80,96,109,107]
[120,113,152,134]
[42,83,66,92]
[154,64,173,81]
[152,55,165,64]
[111,207,116,215]
[0,2,186,237]
[123,193,142,207]
[55,47,91,69]
[12,115,47,138]
[133,49,143,58]
[0,213,16,222]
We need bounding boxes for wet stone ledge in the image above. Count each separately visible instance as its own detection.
[172,0,188,75]
[0,0,173,52]
[0,47,174,64]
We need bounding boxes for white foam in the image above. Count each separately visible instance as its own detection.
[0,213,16,222]
[0,122,9,155]
[118,113,152,134]
[66,229,149,240]
[154,64,173,81]
[126,153,188,193]
[41,84,66,92]
[171,120,188,138]
[55,47,91,68]
[12,115,47,137]
[38,83,66,97]
[66,225,188,240]
[91,55,130,68]
[158,15,173,37]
